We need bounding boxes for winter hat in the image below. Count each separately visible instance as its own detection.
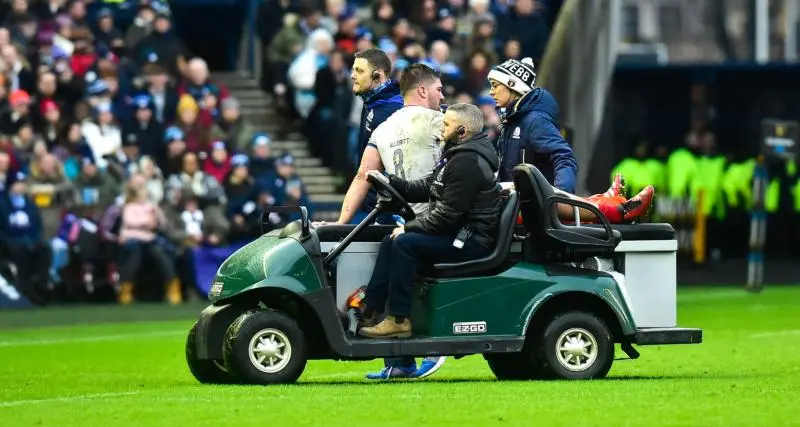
[177,94,199,115]
[487,57,537,96]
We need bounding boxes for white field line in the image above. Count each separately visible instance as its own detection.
[0,392,139,408]
[750,329,800,338]
[0,330,185,347]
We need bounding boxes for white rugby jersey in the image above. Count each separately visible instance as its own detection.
[367,105,444,215]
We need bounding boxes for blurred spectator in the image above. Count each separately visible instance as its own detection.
[161,126,187,176]
[164,151,229,242]
[224,154,260,241]
[213,96,254,153]
[117,182,179,305]
[497,0,550,62]
[309,49,352,171]
[203,140,231,184]
[288,27,334,119]
[178,58,229,119]
[2,44,35,93]
[140,64,178,125]
[0,151,12,193]
[122,94,164,161]
[248,132,275,180]
[72,156,120,218]
[368,0,397,39]
[27,153,72,239]
[137,155,164,204]
[80,101,121,168]
[463,49,491,96]
[174,94,211,154]
[268,6,323,118]
[0,171,50,303]
[269,152,311,223]
[131,9,186,78]
[1,89,32,135]
[125,1,155,49]
[334,5,359,56]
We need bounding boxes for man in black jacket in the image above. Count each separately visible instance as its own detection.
[360,104,501,339]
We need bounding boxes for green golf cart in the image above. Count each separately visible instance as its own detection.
[185,164,702,385]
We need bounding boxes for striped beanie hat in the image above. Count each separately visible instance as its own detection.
[487,57,537,96]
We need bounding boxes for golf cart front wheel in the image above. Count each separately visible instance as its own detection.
[185,322,240,384]
[539,311,614,380]
[222,309,307,385]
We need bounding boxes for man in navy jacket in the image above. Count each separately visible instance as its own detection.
[351,48,403,221]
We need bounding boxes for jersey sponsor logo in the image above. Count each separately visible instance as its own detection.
[512,127,521,139]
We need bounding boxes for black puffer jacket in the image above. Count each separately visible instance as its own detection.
[389,132,501,250]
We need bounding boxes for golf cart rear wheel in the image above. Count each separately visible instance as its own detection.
[185,322,240,384]
[539,311,614,380]
[222,309,307,385]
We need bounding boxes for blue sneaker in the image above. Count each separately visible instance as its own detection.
[413,356,447,378]
[365,365,417,380]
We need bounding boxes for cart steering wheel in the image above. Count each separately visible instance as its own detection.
[366,171,416,221]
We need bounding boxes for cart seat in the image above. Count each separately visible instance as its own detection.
[584,223,675,241]
[315,224,396,243]
[512,164,621,260]
[425,189,520,278]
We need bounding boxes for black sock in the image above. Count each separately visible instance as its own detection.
[394,315,406,324]
[362,307,378,318]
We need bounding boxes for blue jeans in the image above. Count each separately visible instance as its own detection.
[365,232,488,368]
[364,232,488,317]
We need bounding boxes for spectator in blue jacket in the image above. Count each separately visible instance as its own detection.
[0,172,51,304]
[269,152,313,223]
[488,57,578,193]
[351,48,403,222]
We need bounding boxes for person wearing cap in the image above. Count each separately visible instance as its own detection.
[162,126,187,175]
[488,57,577,191]
[81,100,123,169]
[349,47,404,223]
[0,171,51,304]
[489,58,654,223]
[203,140,232,184]
[268,151,312,224]
[248,132,276,180]
[123,94,164,160]
[131,7,187,77]
[0,89,32,135]
[224,154,261,240]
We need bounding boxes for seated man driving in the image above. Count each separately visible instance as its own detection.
[359,104,501,338]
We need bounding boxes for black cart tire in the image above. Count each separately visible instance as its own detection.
[539,311,614,380]
[186,322,240,384]
[222,309,307,385]
[485,337,552,380]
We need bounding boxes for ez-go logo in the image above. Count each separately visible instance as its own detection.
[453,321,487,334]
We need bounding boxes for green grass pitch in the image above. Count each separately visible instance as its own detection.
[0,286,798,427]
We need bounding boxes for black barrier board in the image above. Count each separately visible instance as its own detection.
[761,119,798,159]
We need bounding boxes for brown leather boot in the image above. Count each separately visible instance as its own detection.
[165,279,182,305]
[359,316,412,338]
[118,282,134,305]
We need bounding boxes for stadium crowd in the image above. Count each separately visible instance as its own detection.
[0,0,312,306]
